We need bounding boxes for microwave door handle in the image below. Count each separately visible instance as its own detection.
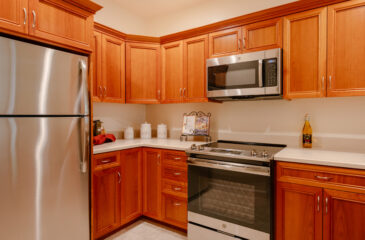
[258,59,263,88]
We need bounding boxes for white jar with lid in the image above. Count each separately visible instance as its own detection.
[157,124,167,139]
[140,122,152,139]
[124,126,134,140]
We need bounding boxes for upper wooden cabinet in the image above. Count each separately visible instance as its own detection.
[91,31,102,102]
[327,0,365,97]
[126,42,161,104]
[0,0,28,34]
[208,27,242,58]
[283,7,327,99]
[161,41,184,103]
[242,18,283,52]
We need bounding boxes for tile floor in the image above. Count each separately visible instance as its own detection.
[106,219,187,240]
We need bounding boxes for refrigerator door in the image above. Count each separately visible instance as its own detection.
[0,117,89,240]
[0,36,89,116]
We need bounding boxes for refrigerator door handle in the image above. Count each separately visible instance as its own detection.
[80,116,89,173]
[79,60,89,115]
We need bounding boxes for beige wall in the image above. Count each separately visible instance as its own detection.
[145,97,365,153]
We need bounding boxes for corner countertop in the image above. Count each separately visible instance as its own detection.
[93,138,205,154]
[274,147,365,170]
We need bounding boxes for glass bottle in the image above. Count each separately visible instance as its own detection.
[302,114,312,148]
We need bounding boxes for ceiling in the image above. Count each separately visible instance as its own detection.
[113,0,210,18]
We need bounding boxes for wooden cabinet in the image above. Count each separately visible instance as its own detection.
[161,41,184,103]
[327,0,365,97]
[162,194,188,229]
[142,148,162,219]
[183,35,208,102]
[0,0,28,34]
[242,18,282,52]
[283,7,327,99]
[92,152,121,239]
[120,148,142,224]
[276,161,365,240]
[208,27,242,58]
[126,42,161,104]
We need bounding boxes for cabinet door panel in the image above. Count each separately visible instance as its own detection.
[209,27,242,58]
[283,7,327,99]
[91,31,102,102]
[162,194,187,229]
[324,189,365,240]
[0,0,28,34]
[102,34,125,103]
[121,148,142,223]
[327,0,365,97]
[161,41,183,103]
[142,148,162,220]
[183,35,208,102]
[28,0,93,50]
[126,43,161,104]
[276,182,322,240]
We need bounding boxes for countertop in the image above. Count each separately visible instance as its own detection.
[274,147,365,170]
[93,138,205,154]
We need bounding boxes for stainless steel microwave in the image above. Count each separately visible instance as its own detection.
[207,48,282,100]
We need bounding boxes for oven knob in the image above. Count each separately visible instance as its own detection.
[191,144,197,150]
[251,150,257,157]
[197,145,205,151]
[262,150,268,158]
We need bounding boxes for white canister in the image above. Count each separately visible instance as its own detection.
[124,126,134,140]
[157,124,167,139]
[140,122,152,139]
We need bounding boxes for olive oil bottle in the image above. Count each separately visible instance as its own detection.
[302,114,312,148]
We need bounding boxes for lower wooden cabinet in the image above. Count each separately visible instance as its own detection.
[276,162,365,240]
[162,194,188,229]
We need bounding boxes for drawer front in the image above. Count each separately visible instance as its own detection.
[163,150,187,166]
[162,180,187,198]
[162,165,187,182]
[93,151,120,170]
[277,162,365,189]
[163,194,187,226]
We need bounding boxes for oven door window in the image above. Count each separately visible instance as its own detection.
[208,61,260,90]
[188,165,271,233]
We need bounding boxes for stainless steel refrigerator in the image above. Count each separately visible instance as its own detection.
[0,36,90,240]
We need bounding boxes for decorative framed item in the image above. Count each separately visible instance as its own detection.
[181,111,211,142]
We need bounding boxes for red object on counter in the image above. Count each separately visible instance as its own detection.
[93,134,116,145]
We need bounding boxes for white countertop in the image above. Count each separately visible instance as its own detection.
[93,138,205,154]
[274,147,365,170]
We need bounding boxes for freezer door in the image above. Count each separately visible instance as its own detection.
[0,117,89,240]
[0,36,89,115]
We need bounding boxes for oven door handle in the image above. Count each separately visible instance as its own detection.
[188,158,270,176]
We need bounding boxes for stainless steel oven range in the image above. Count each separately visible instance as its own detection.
[186,140,285,240]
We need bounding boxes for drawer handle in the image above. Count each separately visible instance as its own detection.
[101,159,112,164]
[173,172,182,176]
[173,202,181,206]
[174,157,182,160]
[173,187,182,191]
[315,176,333,181]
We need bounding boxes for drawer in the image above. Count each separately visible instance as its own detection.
[277,162,365,189]
[162,165,187,182]
[162,194,187,227]
[93,151,120,170]
[162,150,187,166]
[162,179,187,198]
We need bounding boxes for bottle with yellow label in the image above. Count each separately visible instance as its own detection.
[302,114,312,148]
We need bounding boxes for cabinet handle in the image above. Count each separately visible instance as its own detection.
[317,195,320,212]
[104,86,107,97]
[174,157,181,160]
[315,175,333,181]
[23,8,27,25]
[117,172,121,184]
[98,86,102,98]
[325,197,328,214]
[238,39,241,50]
[243,37,246,49]
[157,90,161,100]
[32,10,36,28]
[173,187,182,191]
[173,202,181,206]
[101,159,112,164]
[183,88,186,97]
[157,154,161,165]
[173,172,181,176]
[322,76,325,91]
[179,88,182,97]
[329,76,332,89]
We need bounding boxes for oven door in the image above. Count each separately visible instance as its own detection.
[188,158,271,240]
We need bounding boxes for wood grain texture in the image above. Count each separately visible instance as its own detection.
[161,41,184,103]
[161,194,187,230]
[183,35,208,103]
[91,30,102,102]
[101,34,125,103]
[242,17,283,52]
[142,148,162,220]
[120,148,143,224]
[276,182,323,240]
[126,42,161,104]
[283,7,327,99]
[327,0,365,97]
[208,27,242,58]
[0,0,28,34]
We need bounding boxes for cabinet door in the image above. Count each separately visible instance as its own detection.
[0,0,28,34]
[327,0,365,97]
[91,31,102,102]
[126,43,161,104]
[161,41,184,103]
[101,34,125,103]
[283,7,327,99]
[28,0,93,51]
[120,148,142,224]
[162,194,187,230]
[183,35,208,103]
[242,18,283,52]
[323,189,365,240]
[276,182,323,240]
[208,27,242,58]
[92,166,121,239]
[142,148,162,220]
